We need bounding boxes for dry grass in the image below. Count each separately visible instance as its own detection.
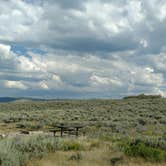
[28,140,166,166]
[28,153,166,166]
[0,123,20,133]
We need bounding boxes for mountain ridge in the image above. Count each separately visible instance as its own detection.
[0,97,47,103]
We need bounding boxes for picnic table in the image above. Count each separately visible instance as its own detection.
[49,124,85,137]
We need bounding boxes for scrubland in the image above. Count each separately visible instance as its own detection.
[0,94,165,166]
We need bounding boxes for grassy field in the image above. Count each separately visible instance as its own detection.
[0,94,165,165]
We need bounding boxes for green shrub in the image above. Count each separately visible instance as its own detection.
[110,156,123,166]
[89,140,100,149]
[16,121,43,130]
[0,136,59,166]
[68,153,83,161]
[60,140,85,151]
[121,140,166,161]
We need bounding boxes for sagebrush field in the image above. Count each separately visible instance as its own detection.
[0,94,165,166]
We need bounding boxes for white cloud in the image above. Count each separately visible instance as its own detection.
[17,53,47,72]
[52,74,62,82]
[90,74,122,87]
[38,81,49,90]
[0,44,13,59]
[140,39,148,48]
[0,0,43,41]
[4,80,27,90]
[0,41,165,97]
[145,67,154,73]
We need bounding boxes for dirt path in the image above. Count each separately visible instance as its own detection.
[0,130,53,138]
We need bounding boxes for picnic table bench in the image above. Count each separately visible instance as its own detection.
[49,124,85,137]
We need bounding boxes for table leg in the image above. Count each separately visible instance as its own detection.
[76,128,79,137]
[61,128,63,137]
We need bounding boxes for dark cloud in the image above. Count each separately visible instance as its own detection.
[31,0,88,9]
[51,0,87,9]
[45,34,137,53]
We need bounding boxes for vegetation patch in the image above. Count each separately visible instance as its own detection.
[0,136,59,166]
[0,97,165,165]
[110,156,123,166]
[60,140,86,151]
[119,139,166,162]
[68,152,83,161]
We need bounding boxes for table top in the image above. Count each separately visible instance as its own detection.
[54,124,85,129]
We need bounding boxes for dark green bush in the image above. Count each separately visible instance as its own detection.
[61,140,85,151]
[110,156,123,166]
[121,140,166,161]
[123,94,162,100]
[68,153,83,161]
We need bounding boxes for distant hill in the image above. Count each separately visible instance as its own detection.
[123,94,162,100]
[0,97,47,103]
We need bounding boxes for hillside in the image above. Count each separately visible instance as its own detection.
[0,97,48,103]
[0,96,165,136]
[0,96,165,165]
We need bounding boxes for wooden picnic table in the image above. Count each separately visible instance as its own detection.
[49,124,85,137]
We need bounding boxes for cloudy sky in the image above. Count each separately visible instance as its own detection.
[0,0,166,98]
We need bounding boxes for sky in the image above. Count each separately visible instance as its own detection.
[0,0,166,98]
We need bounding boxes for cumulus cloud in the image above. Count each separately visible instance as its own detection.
[4,80,27,90]
[0,44,12,59]
[0,42,164,98]
[0,0,166,98]
[90,74,122,87]
[0,0,165,54]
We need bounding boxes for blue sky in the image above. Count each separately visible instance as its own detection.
[0,0,166,98]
